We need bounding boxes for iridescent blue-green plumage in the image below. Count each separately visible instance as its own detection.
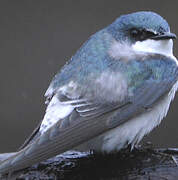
[50,11,172,95]
[50,28,177,102]
[108,11,170,41]
[0,11,178,176]
[51,30,113,88]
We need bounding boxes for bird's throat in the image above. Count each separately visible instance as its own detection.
[132,39,175,59]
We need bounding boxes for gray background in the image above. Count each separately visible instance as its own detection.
[0,0,177,153]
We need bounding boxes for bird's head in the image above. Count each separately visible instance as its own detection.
[107,11,176,58]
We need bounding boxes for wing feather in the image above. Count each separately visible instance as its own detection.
[0,55,178,175]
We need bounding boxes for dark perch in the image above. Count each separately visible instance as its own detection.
[1,147,178,180]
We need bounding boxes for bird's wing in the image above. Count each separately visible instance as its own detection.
[18,91,125,151]
[0,55,178,175]
[18,121,42,150]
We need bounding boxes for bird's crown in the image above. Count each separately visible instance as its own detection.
[107,11,170,42]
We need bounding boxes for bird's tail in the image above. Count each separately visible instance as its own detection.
[0,123,70,175]
[0,152,17,163]
[0,114,106,175]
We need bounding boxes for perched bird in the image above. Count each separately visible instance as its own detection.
[0,11,178,175]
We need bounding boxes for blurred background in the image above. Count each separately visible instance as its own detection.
[0,0,177,153]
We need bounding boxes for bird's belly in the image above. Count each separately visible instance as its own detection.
[75,81,178,153]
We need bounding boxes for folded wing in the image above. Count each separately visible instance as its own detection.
[0,54,177,175]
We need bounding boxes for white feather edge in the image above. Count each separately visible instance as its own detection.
[39,95,74,133]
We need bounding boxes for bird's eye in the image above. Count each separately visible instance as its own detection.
[130,28,155,41]
[130,29,140,37]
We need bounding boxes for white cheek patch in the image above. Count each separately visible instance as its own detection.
[132,39,175,59]
[108,39,177,63]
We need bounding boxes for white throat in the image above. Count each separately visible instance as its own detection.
[132,39,175,59]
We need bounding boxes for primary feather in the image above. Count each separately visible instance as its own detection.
[0,11,178,175]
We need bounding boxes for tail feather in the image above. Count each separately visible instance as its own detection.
[0,153,16,163]
[0,108,110,175]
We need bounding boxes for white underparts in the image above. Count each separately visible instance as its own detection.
[102,39,178,152]
[75,81,178,153]
[101,80,178,152]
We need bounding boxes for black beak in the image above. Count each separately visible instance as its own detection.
[150,32,177,40]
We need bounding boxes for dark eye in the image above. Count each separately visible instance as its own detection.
[130,28,155,41]
[130,29,140,38]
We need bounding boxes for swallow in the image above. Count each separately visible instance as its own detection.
[0,11,177,175]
